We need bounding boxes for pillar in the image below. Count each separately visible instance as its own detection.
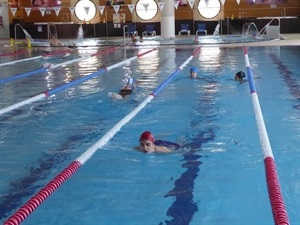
[160,0,175,38]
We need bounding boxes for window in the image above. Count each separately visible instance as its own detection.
[136,0,158,21]
[198,0,221,19]
[75,0,97,22]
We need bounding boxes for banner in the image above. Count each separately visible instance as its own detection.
[247,0,287,4]
[24,7,32,17]
[188,0,195,9]
[158,2,164,12]
[113,5,120,14]
[127,4,135,13]
[31,0,62,7]
[98,6,105,15]
[69,6,75,15]
[39,7,46,16]
[53,7,61,16]
[174,0,180,10]
[10,7,18,17]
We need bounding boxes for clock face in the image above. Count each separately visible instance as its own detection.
[198,0,221,19]
[136,0,158,21]
[75,0,97,22]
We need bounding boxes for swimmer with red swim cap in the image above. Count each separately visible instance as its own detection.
[135,131,172,153]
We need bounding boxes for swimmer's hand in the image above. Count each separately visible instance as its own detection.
[43,63,53,68]
[108,92,123,100]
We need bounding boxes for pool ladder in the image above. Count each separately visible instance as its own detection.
[259,17,283,39]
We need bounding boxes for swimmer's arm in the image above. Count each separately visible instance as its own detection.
[155,145,172,153]
[135,146,144,152]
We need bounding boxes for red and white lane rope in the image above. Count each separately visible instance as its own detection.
[243,46,289,225]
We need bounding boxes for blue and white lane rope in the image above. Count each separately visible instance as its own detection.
[0,48,116,85]
[0,49,71,67]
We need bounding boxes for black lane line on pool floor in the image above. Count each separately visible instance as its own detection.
[160,81,219,225]
[269,52,300,110]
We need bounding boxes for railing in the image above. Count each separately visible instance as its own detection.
[123,25,128,45]
[14,23,34,42]
[259,17,281,36]
[47,22,58,41]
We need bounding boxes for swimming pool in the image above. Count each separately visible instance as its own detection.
[0,45,299,225]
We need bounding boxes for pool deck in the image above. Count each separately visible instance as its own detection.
[216,33,300,47]
[0,33,299,48]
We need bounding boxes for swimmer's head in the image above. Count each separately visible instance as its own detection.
[190,68,197,73]
[139,131,155,143]
[190,68,197,77]
[235,71,246,81]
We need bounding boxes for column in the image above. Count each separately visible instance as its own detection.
[161,0,175,38]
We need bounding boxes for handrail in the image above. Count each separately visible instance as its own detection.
[259,17,281,35]
[123,25,128,45]
[47,22,58,41]
[14,23,34,42]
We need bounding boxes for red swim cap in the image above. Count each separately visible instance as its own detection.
[139,131,155,143]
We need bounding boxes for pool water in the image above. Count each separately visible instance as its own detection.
[0,46,299,225]
[29,34,277,47]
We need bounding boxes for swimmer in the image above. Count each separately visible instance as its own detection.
[189,67,210,81]
[49,34,61,46]
[234,71,246,83]
[139,35,144,43]
[194,35,198,43]
[174,67,211,82]
[131,35,144,45]
[190,67,198,78]
[135,131,181,153]
[136,131,172,153]
[108,77,136,100]
[131,35,137,44]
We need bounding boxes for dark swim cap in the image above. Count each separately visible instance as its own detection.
[236,71,245,78]
[190,68,197,73]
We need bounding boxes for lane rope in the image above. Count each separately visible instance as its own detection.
[243,46,289,225]
[3,47,200,225]
[0,48,116,85]
[0,50,27,57]
[0,49,72,67]
[0,56,43,67]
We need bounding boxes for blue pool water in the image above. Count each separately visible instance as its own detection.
[0,45,299,225]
